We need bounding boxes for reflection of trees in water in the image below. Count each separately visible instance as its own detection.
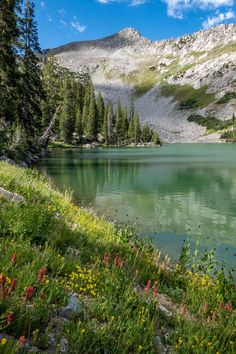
[40,149,236,248]
[43,149,141,205]
[135,164,236,216]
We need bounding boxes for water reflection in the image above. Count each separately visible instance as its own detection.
[39,145,236,270]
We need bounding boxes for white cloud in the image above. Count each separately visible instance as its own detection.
[58,8,66,16]
[70,21,87,33]
[96,0,148,5]
[40,1,46,9]
[130,0,147,5]
[162,0,234,19]
[60,19,67,26]
[202,9,235,28]
[97,0,113,3]
[47,14,52,22]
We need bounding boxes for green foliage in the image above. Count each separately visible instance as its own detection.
[59,79,76,143]
[179,98,198,110]
[85,85,97,141]
[0,1,159,156]
[18,0,43,139]
[134,114,141,143]
[75,107,83,140]
[0,0,20,130]
[187,114,234,131]
[220,114,236,142]
[96,92,105,133]
[161,84,214,109]
[216,92,236,104]
[115,98,123,145]
[0,163,235,353]
[152,130,160,145]
[142,124,152,142]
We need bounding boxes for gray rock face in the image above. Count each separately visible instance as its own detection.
[59,293,83,318]
[0,156,15,165]
[51,24,236,143]
[158,305,173,318]
[0,187,25,203]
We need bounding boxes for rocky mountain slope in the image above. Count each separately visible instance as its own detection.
[51,25,236,143]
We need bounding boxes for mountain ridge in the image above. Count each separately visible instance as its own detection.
[51,24,236,143]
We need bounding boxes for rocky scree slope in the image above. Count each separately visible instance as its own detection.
[51,25,236,143]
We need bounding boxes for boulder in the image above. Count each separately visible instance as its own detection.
[0,187,26,203]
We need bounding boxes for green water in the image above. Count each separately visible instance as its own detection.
[39,144,236,271]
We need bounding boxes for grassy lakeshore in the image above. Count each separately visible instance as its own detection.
[0,162,235,353]
[49,141,160,150]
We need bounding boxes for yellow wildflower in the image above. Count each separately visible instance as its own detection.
[1,338,7,345]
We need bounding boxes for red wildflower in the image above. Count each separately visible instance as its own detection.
[119,260,124,268]
[24,286,34,300]
[7,312,14,325]
[9,278,16,293]
[153,286,158,298]
[2,288,8,299]
[144,280,151,292]
[225,302,233,313]
[114,255,119,267]
[38,267,47,283]
[40,292,45,300]
[11,253,17,263]
[18,336,26,346]
[103,252,109,266]
[1,273,6,288]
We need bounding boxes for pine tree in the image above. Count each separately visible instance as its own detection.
[102,105,108,143]
[41,56,61,129]
[85,86,97,141]
[128,118,135,143]
[129,95,135,121]
[134,114,141,143]
[121,106,128,144]
[59,79,76,143]
[19,0,43,139]
[152,129,160,145]
[107,103,114,144]
[142,123,152,142]
[115,98,123,145]
[0,0,21,145]
[97,92,105,134]
[75,107,83,142]
[82,81,92,132]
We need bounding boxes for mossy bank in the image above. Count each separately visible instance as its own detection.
[0,162,235,353]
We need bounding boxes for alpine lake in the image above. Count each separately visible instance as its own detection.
[39,144,236,273]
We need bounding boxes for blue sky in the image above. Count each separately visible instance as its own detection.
[35,0,236,49]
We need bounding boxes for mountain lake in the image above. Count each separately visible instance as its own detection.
[39,144,236,272]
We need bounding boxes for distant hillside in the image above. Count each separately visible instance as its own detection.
[50,25,236,143]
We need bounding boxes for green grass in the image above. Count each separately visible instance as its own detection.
[186,51,206,58]
[49,140,76,149]
[209,41,236,58]
[121,69,159,97]
[187,114,234,131]
[216,92,236,104]
[0,162,235,353]
[161,84,215,109]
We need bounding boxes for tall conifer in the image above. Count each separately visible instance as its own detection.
[19,0,43,138]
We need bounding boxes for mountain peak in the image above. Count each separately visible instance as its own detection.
[118,27,141,38]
